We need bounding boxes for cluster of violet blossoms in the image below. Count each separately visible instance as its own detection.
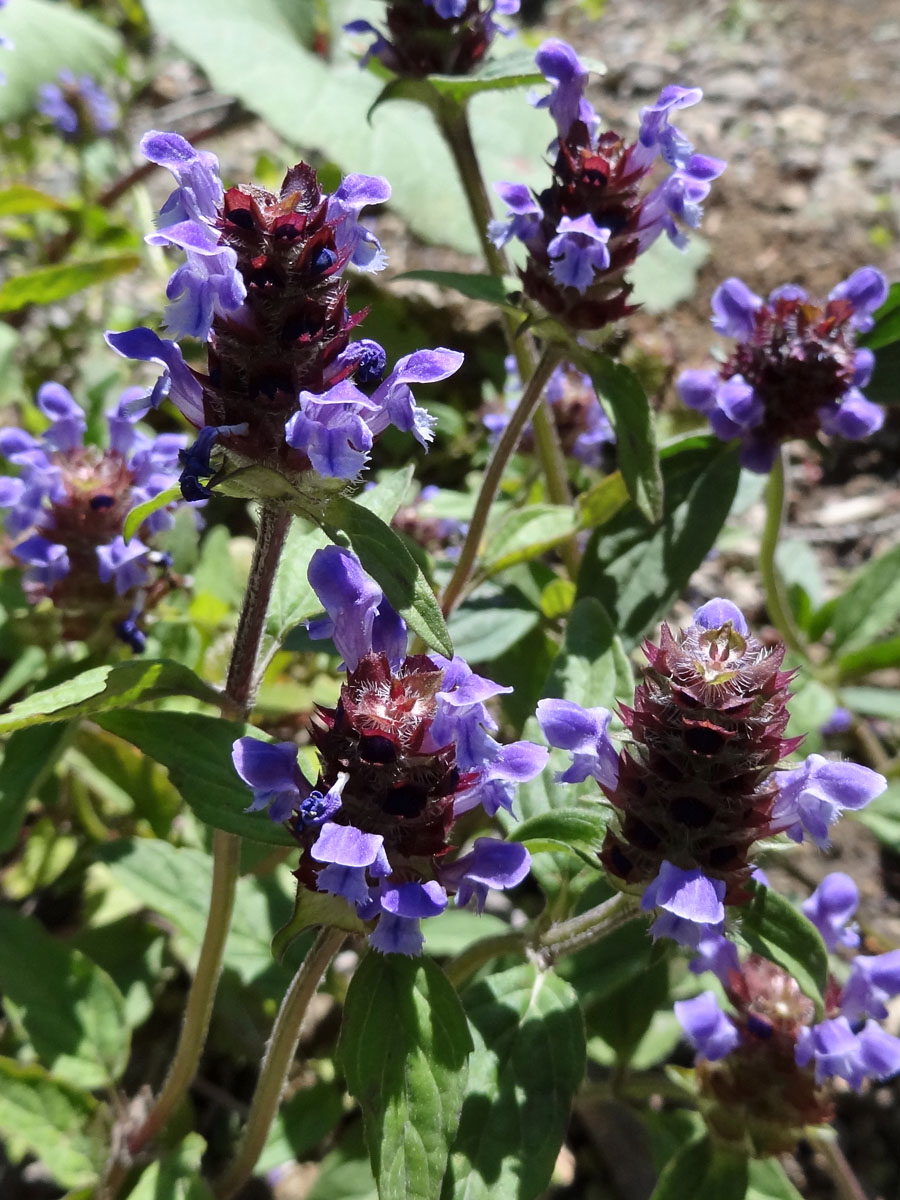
[347,0,519,77]
[37,70,117,140]
[233,546,546,955]
[537,599,886,949]
[106,133,462,508]
[674,873,900,1152]
[677,270,887,472]
[484,355,615,468]
[489,40,725,330]
[0,383,198,649]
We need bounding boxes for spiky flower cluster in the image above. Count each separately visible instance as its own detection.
[484,355,615,468]
[677,271,887,472]
[489,40,725,330]
[538,600,885,946]
[0,382,199,650]
[233,546,547,955]
[106,134,462,508]
[676,874,900,1153]
[37,70,116,140]
[346,0,520,77]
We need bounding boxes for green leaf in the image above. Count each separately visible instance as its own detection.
[828,544,900,654]
[128,1133,212,1200]
[0,908,130,1089]
[0,658,222,734]
[738,882,828,1015]
[747,1158,804,1200]
[577,437,741,648]
[97,838,302,986]
[392,270,516,307]
[447,580,541,663]
[650,1136,748,1200]
[0,255,141,312]
[272,886,366,963]
[0,1058,103,1189]
[509,807,609,863]
[545,595,632,713]
[838,634,900,680]
[96,710,296,846]
[577,354,663,523]
[0,722,72,852]
[339,952,473,1200]
[0,0,121,121]
[577,469,630,530]
[443,964,585,1200]
[258,1080,345,1174]
[628,234,710,314]
[422,908,510,957]
[370,50,545,112]
[839,687,900,721]
[0,184,68,217]
[483,504,579,573]
[123,486,183,543]
[325,495,452,657]
[142,0,553,254]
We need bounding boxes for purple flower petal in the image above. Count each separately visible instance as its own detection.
[36,382,86,452]
[311,821,385,868]
[369,912,426,956]
[772,754,886,847]
[674,992,739,1061]
[841,951,900,1022]
[104,328,205,426]
[711,277,763,339]
[379,879,448,919]
[307,546,383,670]
[801,872,859,952]
[441,837,531,912]
[692,598,749,636]
[829,267,888,328]
[642,861,726,924]
[818,390,884,440]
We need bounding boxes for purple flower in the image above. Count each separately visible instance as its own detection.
[532,38,596,142]
[37,70,116,139]
[231,738,315,824]
[536,697,619,788]
[829,267,889,332]
[96,536,153,595]
[13,533,70,588]
[692,597,749,636]
[286,382,378,478]
[772,754,886,847]
[801,873,860,952]
[641,861,726,947]
[710,278,762,339]
[367,348,464,448]
[841,951,900,1023]
[674,991,740,1061]
[36,382,86,452]
[439,837,531,912]
[489,183,541,248]
[547,214,612,292]
[821,706,853,736]
[369,880,448,957]
[307,545,400,671]
[456,740,549,817]
[796,1017,900,1090]
[325,173,391,273]
[104,328,205,427]
[689,933,741,983]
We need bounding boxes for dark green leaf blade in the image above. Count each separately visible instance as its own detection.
[508,807,608,863]
[443,963,586,1200]
[650,1136,748,1200]
[0,1058,103,1189]
[577,437,741,648]
[0,722,72,852]
[578,354,663,523]
[123,486,183,543]
[393,270,516,306]
[828,544,900,654]
[339,952,473,1200]
[0,659,223,734]
[0,255,141,312]
[738,882,828,1015]
[0,908,130,1088]
[96,710,296,846]
[325,495,452,657]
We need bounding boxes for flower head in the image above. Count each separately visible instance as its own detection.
[677,270,888,472]
[233,549,545,954]
[37,70,116,140]
[346,0,519,77]
[490,40,724,330]
[0,383,199,649]
[106,139,463,507]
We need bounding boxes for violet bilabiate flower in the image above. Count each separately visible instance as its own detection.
[345,0,519,77]
[484,356,615,467]
[232,546,547,956]
[489,39,725,331]
[675,882,900,1154]
[537,598,885,948]
[676,269,888,472]
[37,70,117,140]
[106,133,462,508]
[0,382,201,650]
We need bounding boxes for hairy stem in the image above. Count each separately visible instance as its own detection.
[440,343,562,615]
[121,506,290,1163]
[759,450,807,659]
[437,101,578,576]
[214,927,346,1200]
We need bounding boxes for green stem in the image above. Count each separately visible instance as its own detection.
[812,1131,870,1200]
[759,450,807,659]
[440,342,562,615]
[444,930,527,990]
[120,506,290,1163]
[213,927,346,1200]
[437,101,579,577]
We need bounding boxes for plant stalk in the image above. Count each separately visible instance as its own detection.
[813,1132,870,1200]
[440,342,562,615]
[437,101,578,575]
[759,449,807,660]
[214,926,346,1199]
[121,505,290,1162]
